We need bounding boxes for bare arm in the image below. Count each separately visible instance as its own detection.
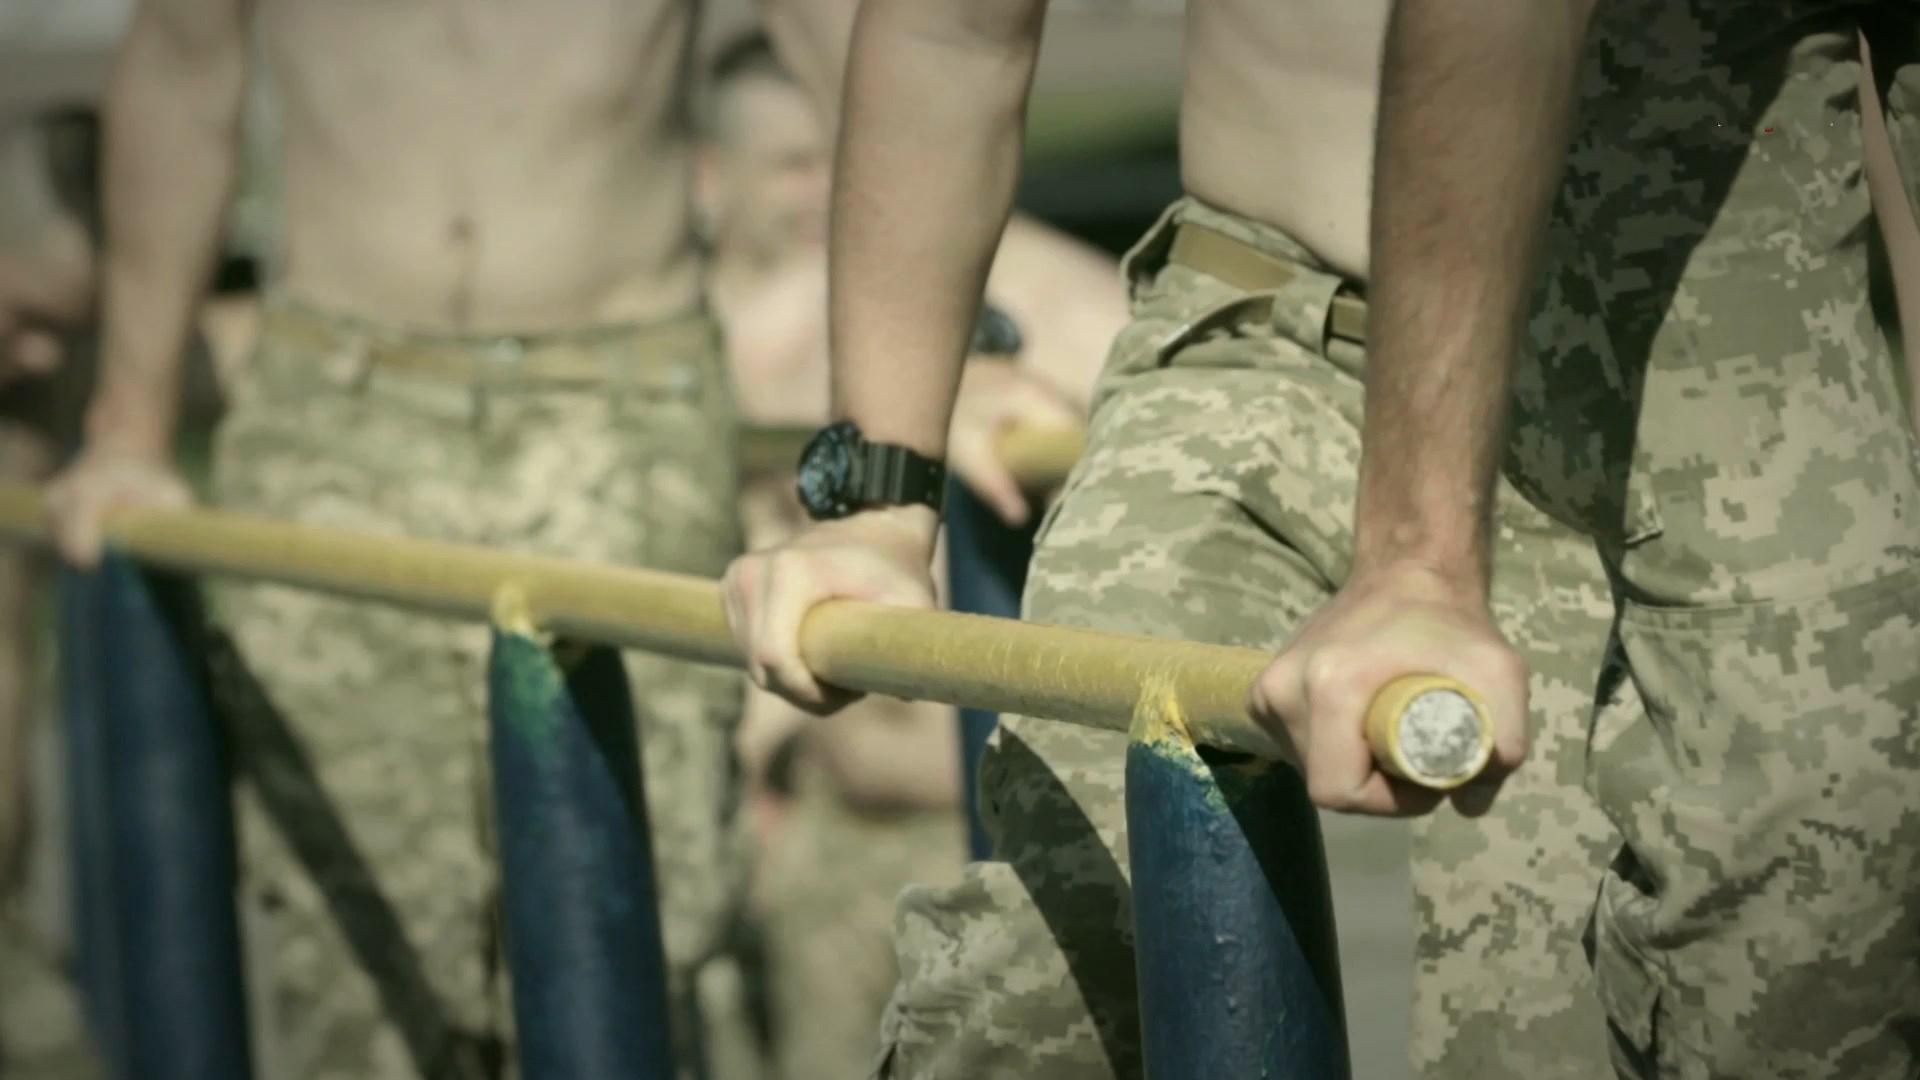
[828,0,1049,473]
[1245,0,1603,816]
[1355,0,1597,587]
[84,0,249,461]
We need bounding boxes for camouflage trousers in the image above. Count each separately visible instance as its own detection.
[208,298,748,1080]
[875,198,1620,1079]
[753,760,965,1080]
[1510,10,1920,1075]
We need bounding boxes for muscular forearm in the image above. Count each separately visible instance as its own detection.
[829,0,1047,461]
[87,2,248,460]
[1356,0,1595,587]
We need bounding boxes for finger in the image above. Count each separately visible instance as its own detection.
[1245,658,1305,755]
[55,497,103,569]
[1341,772,1449,817]
[1010,381,1080,427]
[957,455,1031,527]
[1300,654,1377,812]
[794,684,861,717]
[752,559,847,711]
[1475,647,1531,773]
[718,561,763,684]
[154,477,192,509]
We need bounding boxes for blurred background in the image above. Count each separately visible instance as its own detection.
[0,4,1418,1078]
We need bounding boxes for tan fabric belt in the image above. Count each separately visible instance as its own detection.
[260,303,716,387]
[1168,222,1369,345]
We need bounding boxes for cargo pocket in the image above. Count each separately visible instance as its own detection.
[1589,864,1667,1077]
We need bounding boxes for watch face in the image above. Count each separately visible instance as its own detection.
[796,421,859,519]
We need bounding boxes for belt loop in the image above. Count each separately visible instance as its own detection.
[1120,200,1187,297]
[1151,291,1281,367]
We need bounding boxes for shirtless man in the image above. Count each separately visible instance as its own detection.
[720,0,1626,1076]
[45,2,750,1076]
[2,6,238,1073]
[696,31,1129,1077]
[1270,2,1920,1075]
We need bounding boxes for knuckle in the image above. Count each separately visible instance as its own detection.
[748,646,784,681]
[1303,648,1353,695]
[1248,667,1286,711]
[1475,640,1526,679]
[1306,777,1349,812]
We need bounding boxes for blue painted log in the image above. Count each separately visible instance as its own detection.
[487,632,675,1080]
[942,480,1040,860]
[57,566,121,1055]
[58,555,253,1080]
[1126,704,1349,1080]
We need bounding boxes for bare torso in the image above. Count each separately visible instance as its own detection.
[715,253,832,428]
[258,0,702,332]
[1181,0,1386,282]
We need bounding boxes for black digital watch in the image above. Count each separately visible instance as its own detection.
[795,420,946,521]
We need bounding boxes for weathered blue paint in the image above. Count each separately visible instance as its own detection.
[1126,732,1349,1080]
[59,556,253,1080]
[942,479,1040,860]
[487,633,675,1080]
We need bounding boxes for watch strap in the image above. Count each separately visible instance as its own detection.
[858,441,945,511]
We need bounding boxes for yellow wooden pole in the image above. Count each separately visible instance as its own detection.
[0,482,1491,782]
[0,484,1288,758]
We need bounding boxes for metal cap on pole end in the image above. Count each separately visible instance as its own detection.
[1364,674,1494,790]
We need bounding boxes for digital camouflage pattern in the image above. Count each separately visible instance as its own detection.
[207,298,748,1080]
[735,459,968,1080]
[1513,4,1920,1075]
[875,198,1620,1079]
[753,760,964,1080]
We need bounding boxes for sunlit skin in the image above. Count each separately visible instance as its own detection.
[722,0,1415,805]
[46,0,718,563]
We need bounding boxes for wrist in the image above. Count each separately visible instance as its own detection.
[797,419,947,522]
[1351,471,1495,598]
[83,389,175,462]
[841,502,941,557]
[1346,547,1490,606]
